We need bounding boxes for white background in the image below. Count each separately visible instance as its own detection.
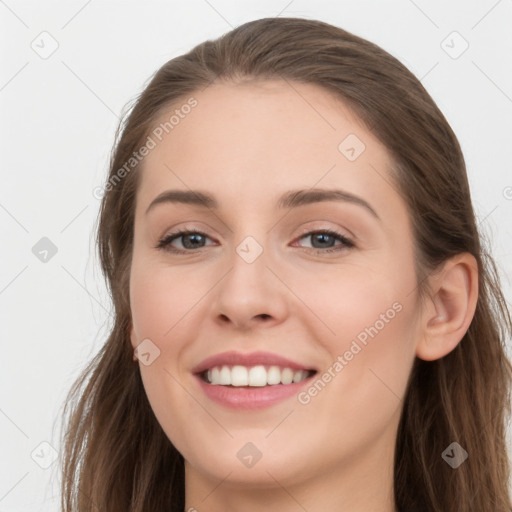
[1,0,511,509]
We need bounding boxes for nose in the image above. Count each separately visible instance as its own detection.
[212,243,288,331]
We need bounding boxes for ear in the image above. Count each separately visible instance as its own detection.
[416,253,478,361]
[130,322,139,362]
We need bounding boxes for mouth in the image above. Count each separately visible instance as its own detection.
[191,350,319,409]
[198,365,318,387]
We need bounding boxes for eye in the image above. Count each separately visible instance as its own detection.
[293,229,354,254]
[156,230,215,254]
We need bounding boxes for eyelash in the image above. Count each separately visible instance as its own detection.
[155,228,355,255]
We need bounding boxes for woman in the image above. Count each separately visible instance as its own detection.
[58,17,512,512]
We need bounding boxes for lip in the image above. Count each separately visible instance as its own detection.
[191,350,318,410]
[191,350,317,375]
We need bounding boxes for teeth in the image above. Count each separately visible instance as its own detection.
[281,368,294,385]
[219,366,230,385]
[204,365,313,386]
[232,365,248,386]
[248,366,267,386]
[267,366,281,385]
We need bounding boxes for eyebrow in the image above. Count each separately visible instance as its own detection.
[145,187,380,220]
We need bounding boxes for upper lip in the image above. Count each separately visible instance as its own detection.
[191,350,317,375]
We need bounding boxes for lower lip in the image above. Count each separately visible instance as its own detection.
[194,373,315,410]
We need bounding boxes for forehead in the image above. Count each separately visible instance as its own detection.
[135,79,401,219]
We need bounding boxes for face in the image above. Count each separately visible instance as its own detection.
[129,79,423,491]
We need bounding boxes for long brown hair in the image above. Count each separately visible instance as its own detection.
[57,17,512,511]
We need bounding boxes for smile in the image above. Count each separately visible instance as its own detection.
[202,365,316,387]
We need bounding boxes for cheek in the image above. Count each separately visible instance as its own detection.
[129,262,205,453]
[293,258,419,403]
[289,259,415,349]
[296,283,417,455]
[130,260,203,344]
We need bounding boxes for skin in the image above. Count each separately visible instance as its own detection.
[129,79,478,512]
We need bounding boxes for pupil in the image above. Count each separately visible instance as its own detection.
[313,233,333,248]
[184,234,204,248]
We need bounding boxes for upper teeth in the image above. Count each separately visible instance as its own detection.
[205,365,312,387]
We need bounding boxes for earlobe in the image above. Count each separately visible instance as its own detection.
[130,323,139,362]
[416,253,478,361]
